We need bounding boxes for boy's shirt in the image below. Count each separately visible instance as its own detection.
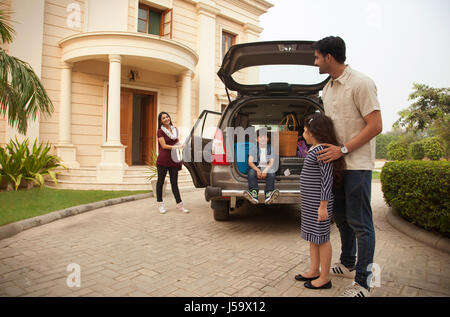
[249,144,277,172]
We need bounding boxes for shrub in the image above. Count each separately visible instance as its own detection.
[0,138,64,190]
[422,137,445,161]
[381,161,450,236]
[0,144,24,190]
[408,141,425,160]
[386,140,408,161]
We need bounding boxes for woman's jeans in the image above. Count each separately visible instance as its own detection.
[156,165,181,203]
[333,170,376,289]
[247,169,275,193]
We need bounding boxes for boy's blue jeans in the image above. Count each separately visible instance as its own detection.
[247,169,275,193]
[333,170,375,289]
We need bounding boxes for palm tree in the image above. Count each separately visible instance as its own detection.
[0,7,53,134]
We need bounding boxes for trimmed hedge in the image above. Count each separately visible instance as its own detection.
[408,141,425,160]
[422,137,445,161]
[386,140,408,161]
[381,161,450,237]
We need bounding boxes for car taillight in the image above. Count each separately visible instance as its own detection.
[212,128,229,165]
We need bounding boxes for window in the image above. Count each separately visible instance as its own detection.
[232,65,329,86]
[222,31,236,59]
[138,4,172,38]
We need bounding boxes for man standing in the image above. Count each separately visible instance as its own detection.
[312,36,382,297]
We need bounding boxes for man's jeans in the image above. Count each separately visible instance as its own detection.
[248,169,275,193]
[333,170,375,289]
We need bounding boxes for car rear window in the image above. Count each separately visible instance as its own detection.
[231,65,329,86]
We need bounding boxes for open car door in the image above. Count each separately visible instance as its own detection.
[183,110,222,188]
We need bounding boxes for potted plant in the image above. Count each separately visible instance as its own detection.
[146,151,166,197]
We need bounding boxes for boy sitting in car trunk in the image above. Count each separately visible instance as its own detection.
[244,128,280,204]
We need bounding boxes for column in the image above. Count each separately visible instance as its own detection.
[177,70,193,143]
[106,54,122,145]
[197,2,219,114]
[55,62,79,168]
[97,54,127,183]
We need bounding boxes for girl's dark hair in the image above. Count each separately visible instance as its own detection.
[312,36,346,64]
[158,112,173,128]
[304,112,346,186]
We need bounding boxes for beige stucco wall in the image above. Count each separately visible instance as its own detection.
[172,0,199,119]
[40,0,85,155]
[86,0,128,32]
[128,0,137,32]
[215,15,245,112]
[70,62,105,167]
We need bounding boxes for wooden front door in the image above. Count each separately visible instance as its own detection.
[120,89,157,166]
[141,95,156,165]
[120,90,133,165]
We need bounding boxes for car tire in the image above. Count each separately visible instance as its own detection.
[211,200,230,221]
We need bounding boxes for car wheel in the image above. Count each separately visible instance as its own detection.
[211,200,230,221]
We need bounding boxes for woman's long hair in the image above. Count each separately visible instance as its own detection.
[304,112,346,186]
[158,112,173,129]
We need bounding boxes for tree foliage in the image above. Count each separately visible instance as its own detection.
[394,83,450,133]
[376,129,423,159]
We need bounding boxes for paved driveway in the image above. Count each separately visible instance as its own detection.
[0,183,449,297]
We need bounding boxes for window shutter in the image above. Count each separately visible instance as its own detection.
[148,9,161,35]
[161,8,173,39]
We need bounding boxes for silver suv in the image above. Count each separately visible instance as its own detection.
[183,41,330,221]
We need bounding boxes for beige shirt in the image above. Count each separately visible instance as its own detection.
[322,65,381,170]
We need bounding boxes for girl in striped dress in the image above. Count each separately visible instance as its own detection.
[295,113,345,290]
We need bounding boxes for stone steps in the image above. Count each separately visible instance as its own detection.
[46,166,196,191]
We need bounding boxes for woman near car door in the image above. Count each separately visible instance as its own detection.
[156,112,189,214]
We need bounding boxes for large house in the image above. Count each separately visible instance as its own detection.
[1,0,273,189]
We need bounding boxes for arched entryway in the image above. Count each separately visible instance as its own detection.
[58,32,198,183]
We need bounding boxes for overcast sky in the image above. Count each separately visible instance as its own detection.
[258,0,450,132]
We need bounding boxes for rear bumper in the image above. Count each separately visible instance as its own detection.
[205,186,301,204]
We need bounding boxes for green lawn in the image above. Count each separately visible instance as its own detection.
[0,187,150,226]
[373,171,381,179]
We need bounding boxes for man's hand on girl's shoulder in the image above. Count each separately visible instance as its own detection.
[317,143,343,163]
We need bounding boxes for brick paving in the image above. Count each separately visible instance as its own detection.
[0,183,449,297]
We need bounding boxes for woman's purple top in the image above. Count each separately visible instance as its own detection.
[157,127,182,169]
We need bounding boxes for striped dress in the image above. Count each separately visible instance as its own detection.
[300,144,334,244]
